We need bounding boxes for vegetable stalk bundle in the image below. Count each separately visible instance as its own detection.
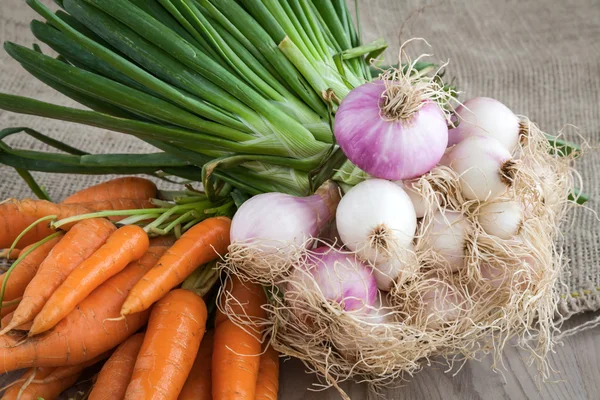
[0,0,390,197]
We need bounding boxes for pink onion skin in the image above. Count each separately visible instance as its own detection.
[448,97,520,151]
[334,81,449,180]
[291,247,378,312]
[230,182,339,251]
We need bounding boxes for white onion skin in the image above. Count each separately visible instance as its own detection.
[478,200,524,239]
[448,97,520,152]
[424,211,470,272]
[361,294,394,324]
[396,181,427,218]
[336,179,417,263]
[421,281,464,328]
[230,183,339,256]
[334,81,448,180]
[446,135,514,201]
[371,243,418,291]
[479,262,509,290]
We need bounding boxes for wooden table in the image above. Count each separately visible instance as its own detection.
[279,311,600,399]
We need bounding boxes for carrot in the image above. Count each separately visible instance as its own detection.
[0,301,19,319]
[121,217,231,316]
[1,312,31,331]
[125,289,208,400]
[1,366,81,400]
[89,333,145,400]
[2,218,116,334]
[215,276,267,327]
[178,330,214,400]
[0,235,62,302]
[29,225,149,336]
[0,249,20,259]
[0,199,94,247]
[255,345,280,400]
[0,201,55,249]
[5,351,110,388]
[212,277,267,400]
[62,177,157,204]
[0,247,167,374]
[149,234,178,247]
[3,197,153,244]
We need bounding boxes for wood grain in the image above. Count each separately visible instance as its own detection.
[277,311,600,399]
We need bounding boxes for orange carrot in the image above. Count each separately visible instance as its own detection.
[89,333,145,400]
[0,201,56,248]
[0,247,166,374]
[149,234,178,247]
[1,366,81,400]
[1,311,31,331]
[178,330,214,400]
[0,248,20,259]
[29,225,149,336]
[255,345,280,400]
[0,301,19,319]
[212,277,267,400]
[6,351,110,388]
[121,217,231,316]
[3,218,116,334]
[0,199,93,246]
[62,177,157,204]
[125,289,207,400]
[0,235,62,302]
[3,197,153,243]
[215,276,267,327]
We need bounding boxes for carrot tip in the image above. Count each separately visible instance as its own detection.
[0,322,16,336]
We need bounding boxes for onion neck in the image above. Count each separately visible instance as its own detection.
[380,80,424,122]
[302,181,340,232]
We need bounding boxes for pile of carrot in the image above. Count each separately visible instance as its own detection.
[0,177,279,399]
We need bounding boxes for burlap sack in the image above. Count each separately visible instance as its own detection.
[0,0,598,321]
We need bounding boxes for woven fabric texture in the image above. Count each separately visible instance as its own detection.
[0,0,598,318]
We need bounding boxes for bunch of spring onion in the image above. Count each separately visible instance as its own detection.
[0,0,385,198]
[222,93,585,395]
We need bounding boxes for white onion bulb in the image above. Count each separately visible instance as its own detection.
[421,280,464,328]
[479,262,509,290]
[424,211,470,272]
[230,182,339,261]
[336,179,417,263]
[371,243,419,291]
[361,294,394,324]
[446,135,516,201]
[478,201,524,239]
[448,97,520,152]
[396,181,428,218]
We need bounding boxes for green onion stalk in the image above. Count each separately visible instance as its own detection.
[0,0,583,200]
[0,0,381,197]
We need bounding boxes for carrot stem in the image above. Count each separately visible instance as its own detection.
[182,217,203,232]
[150,198,175,208]
[1,298,21,307]
[0,232,62,312]
[181,261,219,297]
[143,201,212,233]
[148,210,199,235]
[9,214,56,254]
[117,213,162,226]
[51,208,170,229]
